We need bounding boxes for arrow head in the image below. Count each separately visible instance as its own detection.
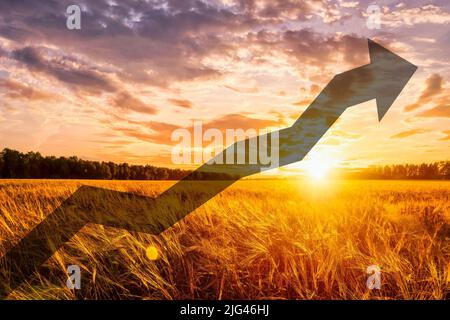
[368,39,417,121]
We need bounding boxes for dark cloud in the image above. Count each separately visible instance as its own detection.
[244,29,368,70]
[405,74,443,112]
[0,0,366,89]
[12,46,42,67]
[233,0,314,20]
[110,92,157,115]
[0,0,250,86]
[11,46,116,94]
[282,31,367,66]
[6,45,158,114]
[402,73,450,118]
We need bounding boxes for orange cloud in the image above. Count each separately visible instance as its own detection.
[390,128,430,139]
[0,78,56,101]
[404,74,443,112]
[440,130,450,141]
[293,99,312,106]
[112,113,283,147]
[418,104,450,118]
[115,121,182,146]
[203,113,281,132]
[168,98,193,109]
[110,92,158,115]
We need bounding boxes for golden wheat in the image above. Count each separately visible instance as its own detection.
[0,179,448,300]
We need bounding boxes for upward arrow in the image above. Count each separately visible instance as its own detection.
[278,39,417,167]
[0,39,416,298]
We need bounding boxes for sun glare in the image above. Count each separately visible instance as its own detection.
[304,157,335,180]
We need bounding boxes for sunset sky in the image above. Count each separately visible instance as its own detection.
[0,0,449,175]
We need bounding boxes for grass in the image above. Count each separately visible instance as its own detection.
[0,179,449,300]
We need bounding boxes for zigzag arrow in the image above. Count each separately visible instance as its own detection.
[0,39,416,298]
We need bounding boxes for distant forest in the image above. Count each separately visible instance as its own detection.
[0,148,237,180]
[0,148,449,180]
[347,162,450,180]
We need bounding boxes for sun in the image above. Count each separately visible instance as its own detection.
[304,156,335,180]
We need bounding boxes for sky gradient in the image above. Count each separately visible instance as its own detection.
[0,0,449,174]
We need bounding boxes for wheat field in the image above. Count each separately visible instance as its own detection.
[0,179,448,300]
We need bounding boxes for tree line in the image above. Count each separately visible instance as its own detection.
[353,162,450,180]
[1,148,449,180]
[0,148,237,180]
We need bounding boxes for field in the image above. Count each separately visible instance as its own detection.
[0,179,449,300]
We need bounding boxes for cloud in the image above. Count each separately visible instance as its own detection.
[404,74,443,112]
[294,83,324,106]
[0,0,248,86]
[0,0,365,90]
[168,98,193,109]
[115,121,182,145]
[439,130,450,141]
[417,104,450,118]
[293,99,312,106]
[390,128,430,139]
[110,92,157,114]
[404,73,450,119]
[237,0,314,21]
[203,113,282,132]
[0,78,56,101]
[112,112,283,146]
[248,29,368,68]
[383,5,450,27]
[223,85,259,94]
[11,46,116,94]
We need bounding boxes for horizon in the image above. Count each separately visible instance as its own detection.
[1,147,449,180]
